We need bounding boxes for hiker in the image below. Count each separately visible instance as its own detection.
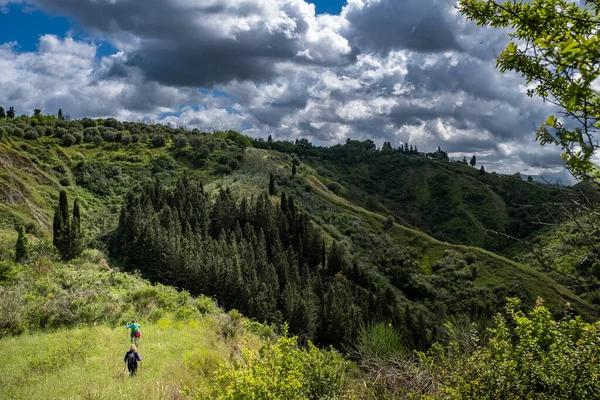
[126,320,141,344]
[124,344,142,376]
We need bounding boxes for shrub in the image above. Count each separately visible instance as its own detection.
[355,323,406,364]
[102,130,116,143]
[12,127,24,138]
[421,298,600,399]
[194,296,219,315]
[327,181,342,194]
[213,328,352,399]
[72,132,83,144]
[121,134,132,145]
[81,117,96,128]
[92,135,104,146]
[61,134,76,147]
[54,127,67,139]
[175,134,190,149]
[148,307,164,323]
[24,128,39,140]
[151,134,167,148]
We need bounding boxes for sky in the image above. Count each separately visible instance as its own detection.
[0,0,573,183]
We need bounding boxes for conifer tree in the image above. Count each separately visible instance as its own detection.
[479,165,485,175]
[292,163,297,176]
[280,192,287,212]
[7,106,15,119]
[53,190,84,261]
[269,173,276,195]
[0,106,5,119]
[58,109,64,121]
[470,155,477,167]
[15,225,29,263]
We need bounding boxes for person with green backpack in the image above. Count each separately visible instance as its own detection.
[126,320,141,344]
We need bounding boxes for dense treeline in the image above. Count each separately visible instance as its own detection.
[111,179,434,348]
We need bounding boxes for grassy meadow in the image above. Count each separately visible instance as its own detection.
[0,316,262,399]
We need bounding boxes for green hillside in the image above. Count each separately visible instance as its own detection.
[0,117,596,333]
[256,138,566,252]
[1,115,599,398]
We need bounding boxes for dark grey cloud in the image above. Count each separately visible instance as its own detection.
[343,0,459,54]
[518,149,565,169]
[25,0,354,87]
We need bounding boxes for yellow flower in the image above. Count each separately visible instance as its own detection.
[48,293,54,298]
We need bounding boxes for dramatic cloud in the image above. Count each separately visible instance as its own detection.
[0,35,200,120]
[21,0,354,86]
[0,0,571,181]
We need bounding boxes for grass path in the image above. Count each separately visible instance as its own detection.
[0,317,260,400]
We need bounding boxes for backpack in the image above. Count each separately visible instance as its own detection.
[127,351,138,369]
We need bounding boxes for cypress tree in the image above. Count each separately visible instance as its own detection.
[0,106,5,119]
[70,199,84,259]
[58,108,64,121]
[280,192,287,212]
[53,190,83,261]
[7,106,15,119]
[470,155,477,167]
[479,165,485,175]
[269,173,276,195]
[288,196,296,217]
[321,239,326,268]
[15,225,29,263]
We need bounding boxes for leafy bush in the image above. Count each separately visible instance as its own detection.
[24,128,39,140]
[151,134,167,148]
[175,134,190,149]
[420,298,600,399]
[121,134,132,145]
[212,329,353,400]
[61,133,76,147]
[327,181,342,194]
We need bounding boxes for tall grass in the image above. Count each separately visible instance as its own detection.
[0,315,261,399]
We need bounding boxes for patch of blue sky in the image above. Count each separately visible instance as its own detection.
[0,4,73,51]
[310,0,346,15]
[0,3,118,58]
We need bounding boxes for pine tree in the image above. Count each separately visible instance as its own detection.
[269,173,276,196]
[58,109,64,121]
[15,225,29,263]
[470,155,477,167]
[292,163,297,176]
[7,106,15,119]
[0,106,5,119]
[53,190,84,261]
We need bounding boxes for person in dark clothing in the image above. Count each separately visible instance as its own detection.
[124,344,142,376]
